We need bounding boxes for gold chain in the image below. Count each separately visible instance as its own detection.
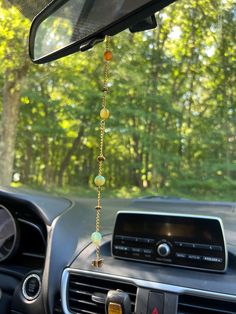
[91,36,112,268]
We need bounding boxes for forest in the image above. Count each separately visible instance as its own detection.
[0,0,235,200]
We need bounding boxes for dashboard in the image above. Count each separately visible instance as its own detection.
[0,188,236,314]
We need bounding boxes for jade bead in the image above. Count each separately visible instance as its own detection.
[91,232,102,245]
[100,108,110,120]
[94,175,105,186]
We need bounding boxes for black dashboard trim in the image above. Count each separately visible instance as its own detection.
[17,218,46,246]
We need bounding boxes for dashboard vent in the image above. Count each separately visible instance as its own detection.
[178,295,236,314]
[68,273,137,314]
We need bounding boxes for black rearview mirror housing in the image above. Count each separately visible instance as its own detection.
[29,0,177,64]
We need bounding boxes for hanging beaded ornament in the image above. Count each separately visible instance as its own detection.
[91,36,112,268]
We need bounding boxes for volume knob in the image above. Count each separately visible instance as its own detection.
[157,243,171,257]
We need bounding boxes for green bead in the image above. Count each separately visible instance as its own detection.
[94,175,105,186]
[91,232,102,245]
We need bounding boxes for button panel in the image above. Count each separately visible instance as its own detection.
[113,235,226,272]
[114,245,154,259]
[175,253,222,262]
[115,235,155,244]
[175,241,223,252]
[112,213,227,272]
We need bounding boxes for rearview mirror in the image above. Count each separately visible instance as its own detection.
[29,0,176,64]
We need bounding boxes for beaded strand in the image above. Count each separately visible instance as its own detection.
[91,36,112,268]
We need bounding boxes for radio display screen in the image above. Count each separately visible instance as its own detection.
[112,212,226,272]
[116,213,223,243]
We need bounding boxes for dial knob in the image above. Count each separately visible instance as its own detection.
[157,243,171,257]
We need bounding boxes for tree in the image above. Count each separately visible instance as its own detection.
[0,1,30,185]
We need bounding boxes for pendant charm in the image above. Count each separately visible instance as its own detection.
[92,259,104,268]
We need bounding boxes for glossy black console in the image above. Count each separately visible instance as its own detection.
[112,212,227,272]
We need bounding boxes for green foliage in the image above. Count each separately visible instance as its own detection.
[1,0,236,200]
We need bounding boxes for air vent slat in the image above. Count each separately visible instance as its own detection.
[70,306,98,314]
[70,298,98,307]
[70,282,110,292]
[179,303,234,313]
[68,273,137,314]
[69,288,135,302]
[69,289,93,296]
[178,295,236,314]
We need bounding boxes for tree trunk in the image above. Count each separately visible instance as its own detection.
[58,126,85,187]
[43,102,50,188]
[22,143,32,183]
[0,56,29,186]
[0,77,21,186]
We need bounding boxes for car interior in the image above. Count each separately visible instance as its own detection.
[0,0,236,314]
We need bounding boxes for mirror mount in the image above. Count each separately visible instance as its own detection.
[80,35,105,52]
[129,15,157,33]
[80,15,157,52]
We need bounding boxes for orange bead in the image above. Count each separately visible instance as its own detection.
[104,50,112,61]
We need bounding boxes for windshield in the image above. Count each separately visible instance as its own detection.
[0,0,235,204]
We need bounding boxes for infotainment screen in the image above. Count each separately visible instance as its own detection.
[118,214,221,243]
[112,212,227,272]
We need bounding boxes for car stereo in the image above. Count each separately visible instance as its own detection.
[112,212,227,272]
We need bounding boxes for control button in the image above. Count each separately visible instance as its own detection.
[175,253,187,259]
[209,245,223,252]
[123,236,135,242]
[137,238,148,243]
[195,244,211,250]
[131,248,142,253]
[22,274,41,301]
[143,249,153,258]
[114,245,130,252]
[175,241,184,247]
[189,244,223,251]
[147,292,164,314]
[122,236,146,243]
[175,241,194,248]
[122,246,130,252]
[187,254,201,260]
[157,243,171,257]
[203,256,223,263]
[138,238,146,243]
[143,249,153,254]
[182,242,195,248]
[142,238,155,244]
